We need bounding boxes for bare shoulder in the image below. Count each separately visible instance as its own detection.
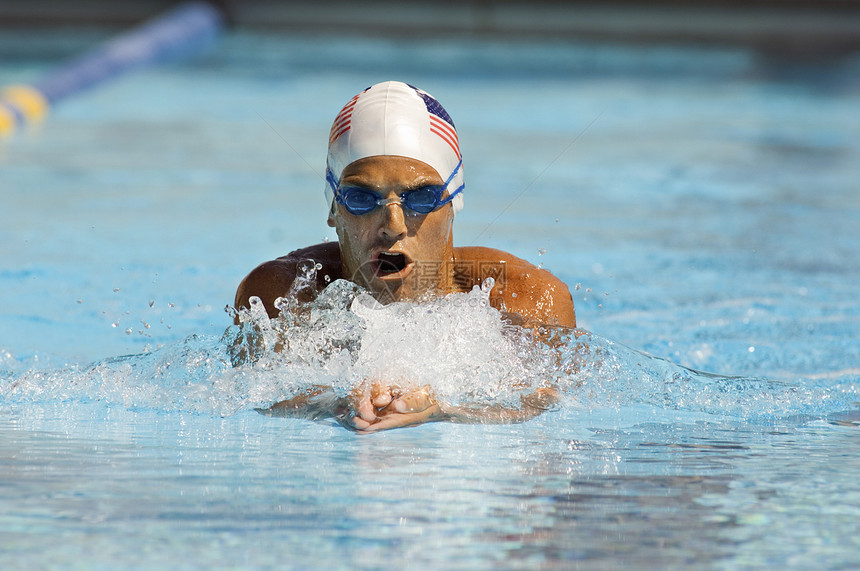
[234,242,342,318]
[454,246,576,328]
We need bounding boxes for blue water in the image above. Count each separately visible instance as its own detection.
[2,28,860,568]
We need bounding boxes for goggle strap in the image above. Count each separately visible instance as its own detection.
[326,167,340,198]
[437,183,464,206]
[443,158,463,188]
[432,158,464,207]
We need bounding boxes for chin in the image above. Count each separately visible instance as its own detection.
[368,280,404,303]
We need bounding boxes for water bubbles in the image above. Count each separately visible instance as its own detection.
[481,276,496,295]
[273,296,290,313]
[296,259,320,282]
[248,296,271,328]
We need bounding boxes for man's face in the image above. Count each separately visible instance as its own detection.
[328,155,455,303]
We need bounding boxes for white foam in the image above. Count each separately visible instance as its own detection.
[229,276,560,410]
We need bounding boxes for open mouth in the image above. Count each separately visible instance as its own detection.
[375,252,411,276]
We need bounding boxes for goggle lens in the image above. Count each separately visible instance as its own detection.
[342,188,380,214]
[402,187,441,213]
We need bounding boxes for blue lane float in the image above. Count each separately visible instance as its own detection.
[0,0,226,137]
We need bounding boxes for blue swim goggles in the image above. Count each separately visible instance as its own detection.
[327,159,464,216]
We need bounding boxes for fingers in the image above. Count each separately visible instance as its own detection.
[390,385,435,413]
[338,384,441,433]
[347,414,373,431]
[336,391,374,430]
[357,404,443,433]
[370,381,393,408]
[353,385,377,423]
[342,381,398,429]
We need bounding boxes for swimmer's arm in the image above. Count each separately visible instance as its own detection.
[465,247,574,328]
[229,260,304,366]
[257,384,559,432]
[234,259,300,321]
[507,270,576,329]
[257,386,348,421]
[234,242,343,321]
[443,388,561,424]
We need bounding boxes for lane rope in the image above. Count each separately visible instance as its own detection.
[0,1,225,137]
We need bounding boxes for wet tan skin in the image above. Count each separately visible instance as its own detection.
[235,156,575,432]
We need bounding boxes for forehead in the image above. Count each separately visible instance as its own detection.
[340,155,443,186]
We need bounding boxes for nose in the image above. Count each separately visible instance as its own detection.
[379,201,407,240]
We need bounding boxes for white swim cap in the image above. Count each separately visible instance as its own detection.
[325,81,464,215]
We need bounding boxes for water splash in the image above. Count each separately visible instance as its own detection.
[2,277,858,425]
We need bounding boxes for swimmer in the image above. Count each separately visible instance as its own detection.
[235,81,575,432]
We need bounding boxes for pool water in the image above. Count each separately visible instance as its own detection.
[2,27,860,568]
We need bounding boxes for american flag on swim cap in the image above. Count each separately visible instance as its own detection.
[409,84,461,160]
[328,90,364,146]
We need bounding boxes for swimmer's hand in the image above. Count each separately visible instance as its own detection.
[255,383,442,430]
[340,382,445,433]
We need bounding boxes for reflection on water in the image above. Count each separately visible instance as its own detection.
[5,400,855,568]
[487,475,736,567]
